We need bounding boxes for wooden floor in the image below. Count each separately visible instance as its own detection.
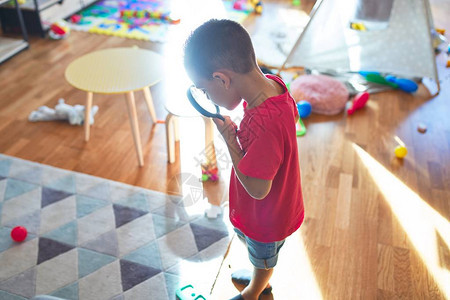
[1,0,449,299]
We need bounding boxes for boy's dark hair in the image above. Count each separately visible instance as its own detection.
[184,19,257,79]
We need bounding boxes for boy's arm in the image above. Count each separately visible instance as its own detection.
[214,117,272,200]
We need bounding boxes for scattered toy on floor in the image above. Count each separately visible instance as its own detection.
[233,0,263,14]
[360,72,398,88]
[205,203,223,219]
[49,20,70,40]
[290,74,349,115]
[395,145,408,158]
[296,117,306,137]
[417,123,427,133]
[350,22,367,31]
[70,14,83,24]
[435,28,446,35]
[347,92,370,115]
[296,100,312,118]
[11,226,27,242]
[201,163,219,182]
[360,72,418,93]
[120,9,181,24]
[385,75,418,93]
[176,284,207,300]
[394,136,408,159]
[28,99,99,126]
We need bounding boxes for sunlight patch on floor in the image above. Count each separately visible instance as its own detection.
[353,143,450,298]
[273,231,323,299]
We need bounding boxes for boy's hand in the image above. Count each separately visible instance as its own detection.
[213,116,238,145]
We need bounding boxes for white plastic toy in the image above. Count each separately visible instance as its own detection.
[28,98,98,125]
[205,204,223,219]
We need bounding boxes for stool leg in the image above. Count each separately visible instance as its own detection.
[174,117,180,142]
[85,92,93,142]
[166,113,176,163]
[202,116,217,166]
[143,86,157,123]
[125,92,144,167]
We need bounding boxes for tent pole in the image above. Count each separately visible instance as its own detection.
[277,0,326,75]
[423,0,441,96]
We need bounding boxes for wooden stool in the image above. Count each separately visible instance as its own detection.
[164,94,216,165]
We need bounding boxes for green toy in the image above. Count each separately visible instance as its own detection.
[296,117,306,136]
[364,73,398,88]
[176,284,207,300]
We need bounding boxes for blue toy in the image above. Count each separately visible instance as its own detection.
[359,71,418,93]
[385,75,418,93]
[296,100,312,118]
[176,284,207,300]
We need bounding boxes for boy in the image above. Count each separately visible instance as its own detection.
[184,19,304,300]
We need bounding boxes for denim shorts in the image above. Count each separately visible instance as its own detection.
[234,228,285,269]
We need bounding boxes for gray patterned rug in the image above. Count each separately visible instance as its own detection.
[0,154,230,299]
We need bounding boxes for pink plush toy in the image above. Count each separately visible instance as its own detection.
[290,75,349,115]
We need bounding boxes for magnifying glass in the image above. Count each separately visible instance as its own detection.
[186,85,225,121]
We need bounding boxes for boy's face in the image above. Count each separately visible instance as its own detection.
[192,75,241,111]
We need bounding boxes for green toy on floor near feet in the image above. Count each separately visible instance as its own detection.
[176,284,207,300]
[296,117,306,136]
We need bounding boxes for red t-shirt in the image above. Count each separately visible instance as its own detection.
[229,74,304,243]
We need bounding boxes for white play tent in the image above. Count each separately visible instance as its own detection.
[279,0,440,93]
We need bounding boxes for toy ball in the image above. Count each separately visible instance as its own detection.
[11,226,27,242]
[394,145,408,158]
[49,21,70,40]
[201,174,209,182]
[296,100,312,118]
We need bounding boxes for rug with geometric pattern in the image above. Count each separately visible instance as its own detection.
[0,154,231,300]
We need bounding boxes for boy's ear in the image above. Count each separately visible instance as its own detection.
[212,71,231,89]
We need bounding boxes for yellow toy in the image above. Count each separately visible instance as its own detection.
[394,145,407,158]
[393,136,407,159]
[233,0,263,14]
[350,22,367,31]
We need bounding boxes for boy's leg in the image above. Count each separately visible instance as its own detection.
[240,267,274,300]
[231,228,285,299]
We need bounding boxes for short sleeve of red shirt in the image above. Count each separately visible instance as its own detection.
[237,120,283,180]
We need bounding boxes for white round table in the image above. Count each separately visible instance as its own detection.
[65,47,163,166]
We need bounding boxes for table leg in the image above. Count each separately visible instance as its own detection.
[85,92,93,142]
[143,86,157,123]
[202,116,217,166]
[125,92,144,167]
[166,113,177,163]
